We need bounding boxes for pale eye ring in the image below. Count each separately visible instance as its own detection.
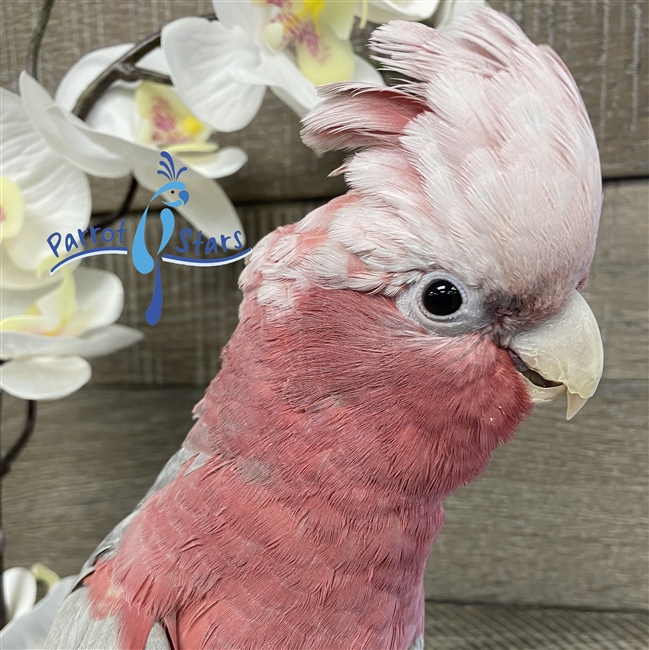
[396,271,486,336]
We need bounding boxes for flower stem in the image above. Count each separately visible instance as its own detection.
[25,0,56,80]
[72,13,215,121]
[2,0,52,629]
[92,176,139,230]
[0,401,38,480]
[0,396,38,630]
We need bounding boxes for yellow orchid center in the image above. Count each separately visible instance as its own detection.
[0,268,77,337]
[258,0,356,86]
[134,82,218,154]
[0,176,26,243]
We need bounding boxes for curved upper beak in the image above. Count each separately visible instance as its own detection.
[509,290,604,420]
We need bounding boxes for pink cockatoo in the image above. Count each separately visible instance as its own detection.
[45,7,603,650]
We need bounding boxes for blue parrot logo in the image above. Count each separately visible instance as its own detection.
[47,150,252,325]
[132,151,189,326]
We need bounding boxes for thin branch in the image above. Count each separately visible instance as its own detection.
[0,388,3,631]
[4,0,53,629]
[0,397,37,632]
[72,13,215,121]
[0,401,38,479]
[25,0,56,80]
[92,176,140,230]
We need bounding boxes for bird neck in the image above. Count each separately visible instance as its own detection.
[183,286,531,644]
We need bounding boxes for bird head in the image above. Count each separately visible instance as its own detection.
[235,8,602,496]
[151,180,189,208]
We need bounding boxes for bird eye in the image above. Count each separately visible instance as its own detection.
[423,280,463,316]
[170,190,175,194]
[396,270,487,336]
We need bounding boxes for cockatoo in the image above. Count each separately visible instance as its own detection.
[45,7,603,650]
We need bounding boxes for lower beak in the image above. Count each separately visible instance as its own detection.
[509,290,604,420]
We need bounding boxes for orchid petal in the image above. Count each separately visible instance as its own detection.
[0,177,26,241]
[1,87,91,268]
[212,0,269,36]
[61,268,124,336]
[19,74,130,179]
[0,576,76,650]
[70,324,144,358]
[0,250,63,291]
[351,55,384,85]
[0,355,91,400]
[0,325,143,359]
[134,81,213,148]
[2,177,90,274]
[0,269,75,336]
[257,52,319,118]
[73,83,139,142]
[364,0,440,23]
[295,22,356,86]
[55,43,171,112]
[3,568,37,622]
[433,0,485,30]
[52,102,216,182]
[137,47,171,76]
[32,268,76,334]
[0,281,51,318]
[321,0,358,40]
[55,44,134,111]
[162,17,266,132]
[55,46,173,142]
[178,147,248,180]
[172,179,243,243]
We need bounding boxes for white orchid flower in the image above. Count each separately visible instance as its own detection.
[0,565,76,650]
[359,0,441,23]
[18,44,246,240]
[429,0,486,30]
[0,88,91,290]
[356,0,483,25]
[161,0,384,132]
[0,267,143,400]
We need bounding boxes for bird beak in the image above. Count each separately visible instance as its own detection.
[509,290,604,420]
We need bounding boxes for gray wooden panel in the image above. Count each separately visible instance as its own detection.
[491,0,649,179]
[1,379,647,610]
[84,179,648,385]
[423,602,649,649]
[424,378,649,611]
[0,2,645,214]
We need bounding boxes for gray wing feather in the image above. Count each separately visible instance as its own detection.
[44,586,170,650]
[78,441,210,583]
[44,587,112,649]
[410,635,425,650]
[47,416,212,649]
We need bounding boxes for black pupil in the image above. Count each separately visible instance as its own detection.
[423,280,462,316]
[171,190,175,194]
